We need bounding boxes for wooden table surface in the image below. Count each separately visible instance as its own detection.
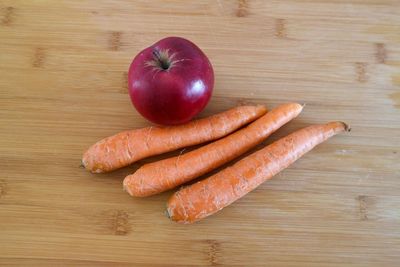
[1,1,400,266]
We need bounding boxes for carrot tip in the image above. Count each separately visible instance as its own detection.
[341,122,351,132]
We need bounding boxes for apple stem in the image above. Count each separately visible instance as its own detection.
[152,49,170,70]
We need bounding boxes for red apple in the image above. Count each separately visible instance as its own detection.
[128,37,214,125]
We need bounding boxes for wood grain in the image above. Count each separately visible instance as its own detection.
[1,0,399,266]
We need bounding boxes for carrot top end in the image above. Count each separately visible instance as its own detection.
[165,209,171,219]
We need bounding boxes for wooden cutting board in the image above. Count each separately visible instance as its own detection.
[1,1,399,266]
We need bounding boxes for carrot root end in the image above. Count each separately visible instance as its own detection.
[341,122,351,132]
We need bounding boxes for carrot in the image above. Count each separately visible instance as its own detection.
[124,103,303,197]
[166,121,350,224]
[82,105,267,173]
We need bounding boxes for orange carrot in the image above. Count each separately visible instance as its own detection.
[124,103,303,197]
[167,121,350,224]
[82,105,267,173]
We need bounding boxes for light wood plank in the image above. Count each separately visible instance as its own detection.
[1,0,399,266]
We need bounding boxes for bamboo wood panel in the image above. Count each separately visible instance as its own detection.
[1,0,399,266]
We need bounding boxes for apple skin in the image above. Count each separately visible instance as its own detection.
[128,37,214,125]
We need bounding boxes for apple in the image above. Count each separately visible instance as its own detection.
[128,37,214,125]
